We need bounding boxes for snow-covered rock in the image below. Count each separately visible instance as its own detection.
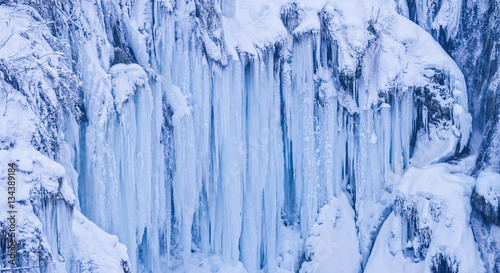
[0,96,130,273]
[366,164,485,273]
[299,194,361,273]
[473,171,500,226]
[0,4,130,272]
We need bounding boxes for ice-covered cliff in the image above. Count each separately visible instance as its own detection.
[0,4,131,272]
[0,0,496,272]
[403,0,500,271]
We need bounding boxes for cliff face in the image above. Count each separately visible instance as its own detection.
[0,0,496,273]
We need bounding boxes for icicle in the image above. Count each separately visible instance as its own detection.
[423,106,428,132]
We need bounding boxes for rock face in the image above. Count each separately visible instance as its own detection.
[0,0,497,273]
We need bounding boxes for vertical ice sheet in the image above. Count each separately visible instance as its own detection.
[80,59,163,272]
[280,33,418,265]
[239,50,284,273]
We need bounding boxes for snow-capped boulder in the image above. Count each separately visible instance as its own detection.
[366,164,485,273]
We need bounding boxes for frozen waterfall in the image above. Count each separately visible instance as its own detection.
[0,0,488,272]
[74,0,471,271]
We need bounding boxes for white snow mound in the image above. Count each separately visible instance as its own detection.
[365,164,485,273]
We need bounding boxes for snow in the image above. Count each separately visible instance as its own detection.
[222,0,287,57]
[276,224,302,273]
[222,0,369,71]
[167,85,191,124]
[300,194,361,273]
[476,171,500,211]
[410,127,459,167]
[167,253,248,273]
[109,64,149,112]
[71,211,131,272]
[366,164,485,273]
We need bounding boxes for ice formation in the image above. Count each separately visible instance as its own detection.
[0,0,498,272]
[0,5,130,271]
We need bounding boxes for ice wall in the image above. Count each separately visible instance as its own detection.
[0,0,476,272]
[149,0,471,271]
